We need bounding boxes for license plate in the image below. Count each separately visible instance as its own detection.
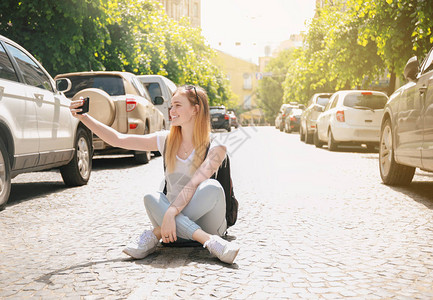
[212,117,218,122]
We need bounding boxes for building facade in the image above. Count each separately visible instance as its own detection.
[215,50,259,110]
[157,0,201,28]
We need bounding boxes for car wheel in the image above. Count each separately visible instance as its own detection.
[227,126,231,132]
[0,139,11,210]
[134,123,152,164]
[279,123,284,131]
[314,129,323,148]
[379,119,415,186]
[60,128,92,186]
[327,129,338,151]
[300,126,305,141]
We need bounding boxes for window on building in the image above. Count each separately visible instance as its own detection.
[243,95,252,109]
[243,73,252,90]
[193,3,199,17]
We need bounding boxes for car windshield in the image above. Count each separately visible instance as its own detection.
[63,75,125,98]
[290,109,303,116]
[343,93,388,110]
[210,108,225,114]
[317,95,331,106]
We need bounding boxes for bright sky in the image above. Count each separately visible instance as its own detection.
[201,0,317,64]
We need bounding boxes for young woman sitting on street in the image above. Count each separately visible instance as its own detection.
[69,85,240,264]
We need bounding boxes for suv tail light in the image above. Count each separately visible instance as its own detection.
[224,114,230,120]
[290,117,296,121]
[126,98,137,112]
[282,113,286,117]
[336,110,345,122]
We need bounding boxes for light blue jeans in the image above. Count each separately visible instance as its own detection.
[144,179,227,240]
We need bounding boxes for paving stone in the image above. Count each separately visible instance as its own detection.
[1,128,433,299]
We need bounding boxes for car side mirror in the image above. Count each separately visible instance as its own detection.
[56,78,72,93]
[153,96,164,105]
[403,56,419,82]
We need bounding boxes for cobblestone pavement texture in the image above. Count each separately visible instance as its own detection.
[1,127,433,299]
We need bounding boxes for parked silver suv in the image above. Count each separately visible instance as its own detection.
[0,35,93,210]
[379,46,433,185]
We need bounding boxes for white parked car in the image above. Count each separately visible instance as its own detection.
[0,35,93,210]
[314,90,389,151]
[137,75,177,129]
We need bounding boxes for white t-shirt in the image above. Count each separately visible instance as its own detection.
[156,130,222,203]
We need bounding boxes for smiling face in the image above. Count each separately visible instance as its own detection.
[169,91,198,127]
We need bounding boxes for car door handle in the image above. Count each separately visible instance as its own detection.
[34,93,44,101]
[419,86,427,94]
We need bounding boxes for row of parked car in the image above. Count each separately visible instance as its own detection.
[274,102,305,133]
[0,34,182,209]
[279,45,433,186]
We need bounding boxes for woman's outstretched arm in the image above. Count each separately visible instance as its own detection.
[70,98,159,152]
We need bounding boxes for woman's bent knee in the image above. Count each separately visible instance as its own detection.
[198,179,224,199]
[143,192,162,210]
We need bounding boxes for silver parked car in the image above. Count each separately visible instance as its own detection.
[300,93,332,143]
[379,46,433,185]
[0,35,93,210]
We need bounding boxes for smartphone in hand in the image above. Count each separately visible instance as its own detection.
[77,97,90,115]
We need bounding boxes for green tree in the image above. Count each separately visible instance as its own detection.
[352,0,433,94]
[256,49,293,123]
[98,0,232,105]
[0,0,109,75]
[0,0,232,105]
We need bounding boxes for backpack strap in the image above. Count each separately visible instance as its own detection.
[162,136,168,194]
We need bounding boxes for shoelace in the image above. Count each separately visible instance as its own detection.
[204,237,225,256]
[137,231,155,246]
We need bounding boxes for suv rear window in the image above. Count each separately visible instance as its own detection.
[63,75,125,98]
[317,95,331,106]
[343,93,387,110]
[210,107,225,114]
[290,109,303,116]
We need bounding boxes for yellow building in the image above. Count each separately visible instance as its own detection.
[214,50,262,124]
[157,0,201,28]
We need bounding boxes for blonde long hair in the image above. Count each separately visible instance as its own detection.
[165,86,211,174]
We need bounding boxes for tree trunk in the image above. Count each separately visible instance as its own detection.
[387,71,396,96]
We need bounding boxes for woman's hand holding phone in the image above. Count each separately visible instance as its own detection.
[69,97,89,118]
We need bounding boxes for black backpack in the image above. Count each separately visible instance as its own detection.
[163,140,238,228]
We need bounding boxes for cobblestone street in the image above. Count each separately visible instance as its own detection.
[1,126,433,299]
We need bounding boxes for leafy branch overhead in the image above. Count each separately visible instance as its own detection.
[258,0,432,123]
[0,0,232,106]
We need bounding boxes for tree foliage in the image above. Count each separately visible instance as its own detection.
[256,49,293,122]
[0,0,109,74]
[0,0,231,106]
[277,0,433,115]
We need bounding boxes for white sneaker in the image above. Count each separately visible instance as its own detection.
[203,235,240,264]
[123,229,159,259]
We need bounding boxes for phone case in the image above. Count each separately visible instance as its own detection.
[77,97,89,115]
